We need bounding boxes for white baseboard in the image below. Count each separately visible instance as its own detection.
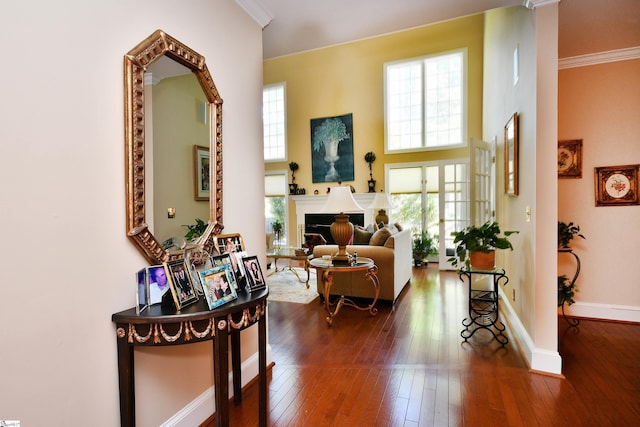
[161,344,273,427]
[498,290,562,375]
[562,301,640,323]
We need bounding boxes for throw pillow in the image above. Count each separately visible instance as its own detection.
[353,227,373,245]
[369,227,392,246]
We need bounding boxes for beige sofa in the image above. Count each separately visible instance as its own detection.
[312,228,412,304]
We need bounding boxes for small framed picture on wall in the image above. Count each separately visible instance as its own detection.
[594,164,639,206]
[558,139,583,178]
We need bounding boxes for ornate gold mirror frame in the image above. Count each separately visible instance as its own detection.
[125,30,223,264]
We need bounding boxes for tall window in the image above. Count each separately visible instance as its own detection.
[385,50,466,152]
[263,83,286,161]
[265,173,287,244]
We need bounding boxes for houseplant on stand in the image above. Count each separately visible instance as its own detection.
[288,161,299,194]
[412,231,438,267]
[448,221,519,270]
[364,151,376,192]
[557,221,585,327]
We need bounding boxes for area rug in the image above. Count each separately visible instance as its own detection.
[266,267,319,304]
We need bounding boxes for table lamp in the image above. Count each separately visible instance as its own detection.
[368,191,392,225]
[322,185,363,264]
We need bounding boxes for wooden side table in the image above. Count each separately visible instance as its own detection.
[111,289,269,427]
[309,256,379,325]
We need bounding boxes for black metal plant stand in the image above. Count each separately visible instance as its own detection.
[459,267,509,346]
[558,248,581,328]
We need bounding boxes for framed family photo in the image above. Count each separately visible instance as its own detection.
[199,265,238,310]
[165,259,199,310]
[242,255,266,292]
[136,269,149,314]
[214,233,245,254]
[504,112,519,196]
[594,164,639,206]
[558,139,583,178]
[194,145,210,201]
[211,253,241,290]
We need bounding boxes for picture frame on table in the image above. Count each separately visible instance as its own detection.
[147,265,171,305]
[594,164,639,207]
[136,268,149,314]
[165,259,199,310]
[504,112,519,196]
[211,253,241,290]
[194,145,210,201]
[558,139,583,178]
[214,233,245,254]
[242,255,266,292]
[199,265,238,310]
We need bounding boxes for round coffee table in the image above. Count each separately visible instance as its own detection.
[309,256,379,325]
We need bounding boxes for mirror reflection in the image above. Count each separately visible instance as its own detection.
[145,58,210,246]
[125,30,223,265]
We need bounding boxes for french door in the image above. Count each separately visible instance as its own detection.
[387,159,469,270]
[387,140,494,270]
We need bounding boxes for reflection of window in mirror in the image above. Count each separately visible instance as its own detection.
[144,58,211,244]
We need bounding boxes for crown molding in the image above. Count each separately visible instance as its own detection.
[234,0,273,29]
[559,46,640,70]
[523,0,560,9]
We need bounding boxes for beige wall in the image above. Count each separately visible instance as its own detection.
[559,59,640,317]
[0,0,265,425]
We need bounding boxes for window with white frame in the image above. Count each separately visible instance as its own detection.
[385,49,466,152]
[263,83,286,161]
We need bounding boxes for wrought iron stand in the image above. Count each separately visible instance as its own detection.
[459,267,509,346]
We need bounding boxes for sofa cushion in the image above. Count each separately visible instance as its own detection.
[369,227,392,246]
[353,227,373,245]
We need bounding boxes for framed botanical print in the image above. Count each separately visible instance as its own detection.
[504,112,519,196]
[193,145,210,201]
[594,165,639,206]
[558,139,583,178]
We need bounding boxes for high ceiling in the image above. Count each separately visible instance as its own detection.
[258,0,522,59]
[246,0,640,60]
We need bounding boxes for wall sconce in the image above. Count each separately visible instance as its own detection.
[167,207,176,218]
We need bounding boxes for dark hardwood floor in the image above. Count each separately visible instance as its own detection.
[205,265,640,426]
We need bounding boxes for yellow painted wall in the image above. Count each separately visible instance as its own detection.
[264,13,485,195]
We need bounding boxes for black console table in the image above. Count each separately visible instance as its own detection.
[458,267,509,346]
[112,289,269,427]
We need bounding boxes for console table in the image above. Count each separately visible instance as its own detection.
[309,256,379,325]
[111,288,269,427]
[458,267,509,346]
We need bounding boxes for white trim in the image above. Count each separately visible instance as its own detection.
[160,344,273,427]
[499,289,562,375]
[523,0,560,9]
[562,301,640,323]
[234,0,273,29]
[559,46,640,70]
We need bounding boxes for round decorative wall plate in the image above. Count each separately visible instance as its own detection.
[605,173,630,199]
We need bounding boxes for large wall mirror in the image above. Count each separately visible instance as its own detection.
[125,30,223,264]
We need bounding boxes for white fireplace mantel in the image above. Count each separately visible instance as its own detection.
[289,193,377,245]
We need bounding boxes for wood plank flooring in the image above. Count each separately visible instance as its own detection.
[204,265,640,426]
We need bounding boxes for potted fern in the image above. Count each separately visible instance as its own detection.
[448,221,519,270]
